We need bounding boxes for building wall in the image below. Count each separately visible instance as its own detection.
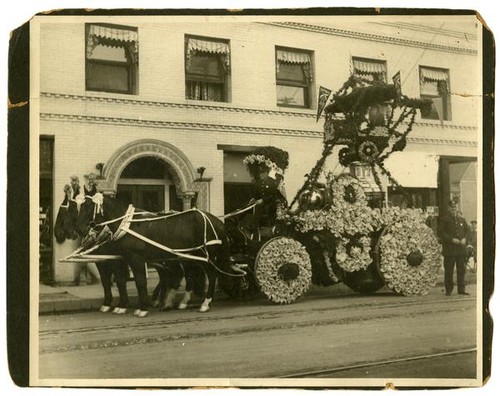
[37,17,480,282]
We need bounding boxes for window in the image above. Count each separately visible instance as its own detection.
[352,57,387,83]
[85,24,138,94]
[185,36,230,102]
[276,47,314,108]
[419,66,451,121]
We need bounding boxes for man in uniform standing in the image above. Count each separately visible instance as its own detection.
[438,200,470,296]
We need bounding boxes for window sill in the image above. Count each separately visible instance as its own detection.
[416,117,453,125]
[85,90,138,98]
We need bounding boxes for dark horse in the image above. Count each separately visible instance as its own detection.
[62,198,206,314]
[57,198,131,314]
[74,193,237,316]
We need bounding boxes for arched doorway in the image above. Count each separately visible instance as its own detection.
[98,139,211,211]
[115,156,183,212]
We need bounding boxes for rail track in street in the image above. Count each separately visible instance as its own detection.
[280,348,477,378]
[39,294,476,356]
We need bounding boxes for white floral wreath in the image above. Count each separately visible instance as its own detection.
[335,235,372,272]
[379,215,442,296]
[243,154,284,175]
[329,174,367,209]
[255,237,312,304]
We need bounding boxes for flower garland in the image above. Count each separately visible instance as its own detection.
[255,237,312,304]
[335,235,372,272]
[243,154,284,175]
[280,174,383,237]
[379,216,442,296]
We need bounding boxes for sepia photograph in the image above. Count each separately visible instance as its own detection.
[5,5,494,390]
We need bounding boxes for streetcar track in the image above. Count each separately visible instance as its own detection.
[40,304,473,354]
[279,348,477,378]
[39,295,475,337]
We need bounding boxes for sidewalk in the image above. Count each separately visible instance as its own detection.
[39,272,163,314]
[38,269,477,315]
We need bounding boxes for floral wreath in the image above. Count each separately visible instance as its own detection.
[335,234,372,272]
[329,174,367,209]
[243,154,284,175]
[357,141,379,164]
[255,237,312,304]
[378,215,442,296]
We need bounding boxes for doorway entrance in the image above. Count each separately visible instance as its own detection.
[439,157,477,223]
[116,184,165,212]
[115,156,182,212]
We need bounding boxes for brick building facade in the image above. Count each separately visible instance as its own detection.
[34,15,480,284]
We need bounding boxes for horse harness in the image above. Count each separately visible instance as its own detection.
[83,194,223,264]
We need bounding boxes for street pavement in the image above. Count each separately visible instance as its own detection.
[38,268,478,314]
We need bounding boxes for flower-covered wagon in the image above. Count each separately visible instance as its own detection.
[220,75,443,303]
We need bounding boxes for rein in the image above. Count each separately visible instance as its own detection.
[84,197,222,263]
[221,199,263,219]
[76,194,246,277]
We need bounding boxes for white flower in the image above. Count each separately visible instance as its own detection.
[255,237,312,304]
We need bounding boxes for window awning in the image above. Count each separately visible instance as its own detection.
[187,38,230,56]
[186,38,230,69]
[384,152,439,188]
[88,25,138,44]
[277,50,311,64]
[87,25,139,63]
[420,67,448,82]
[353,59,386,75]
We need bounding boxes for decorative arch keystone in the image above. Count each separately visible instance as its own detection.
[98,139,210,211]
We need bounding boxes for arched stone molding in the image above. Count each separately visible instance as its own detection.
[98,139,210,211]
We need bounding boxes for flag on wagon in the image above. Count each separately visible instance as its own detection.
[392,71,402,97]
[316,86,332,122]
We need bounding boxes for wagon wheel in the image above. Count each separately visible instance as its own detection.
[217,255,260,300]
[378,218,442,296]
[255,236,312,304]
[342,262,385,294]
[341,232,385,294]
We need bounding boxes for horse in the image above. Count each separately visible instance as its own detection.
[149,260,207,311]
[74,193,240,316]
[60,200,131,313]
[66,202,206,314]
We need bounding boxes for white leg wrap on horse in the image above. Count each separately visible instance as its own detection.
[133,309,141,316]
[178,291,191,310]
[100,305,112,313]
[199,298,212,313]
[163,289,177,309]
[113,307,127,315]
[138,310,149,317]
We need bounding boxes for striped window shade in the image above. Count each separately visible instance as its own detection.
[420,67,449,82]
[276,49,311,65]
[186,37,230,69]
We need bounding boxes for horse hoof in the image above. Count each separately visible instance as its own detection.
[137,310,149,318]
[178,302,188,310]
[152,300,160,307]
[113,307,127,315]
[159,306,172,312]
[100,305,112,313]
[199,305,210,313]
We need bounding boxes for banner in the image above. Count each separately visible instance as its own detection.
[392,71,402,97]
[316,86,332,122]
[431,97,445,127]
